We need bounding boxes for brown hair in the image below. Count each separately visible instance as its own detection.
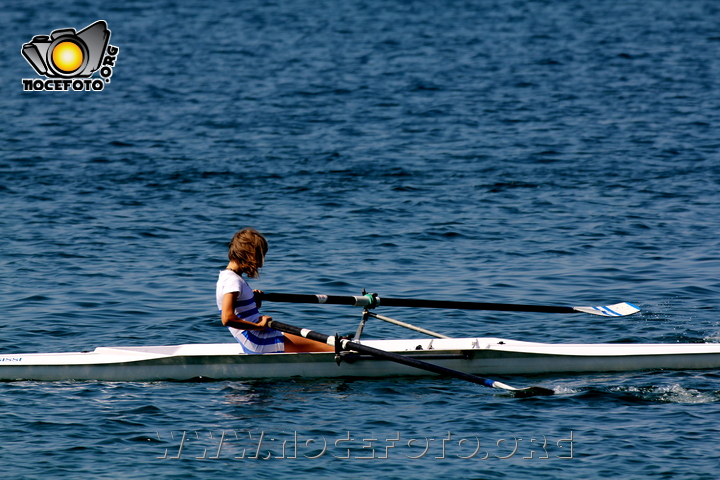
[227,228,269,278]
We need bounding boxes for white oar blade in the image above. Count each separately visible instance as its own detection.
[490,381,555,398]
[573,302,640,317]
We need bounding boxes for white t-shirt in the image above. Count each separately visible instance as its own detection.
[216,269,284,353]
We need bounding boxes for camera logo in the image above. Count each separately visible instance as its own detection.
[22,20,120,91]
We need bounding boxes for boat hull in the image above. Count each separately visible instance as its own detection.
[2,337,720,382]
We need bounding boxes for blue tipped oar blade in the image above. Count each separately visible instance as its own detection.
[572,302,641,317]
[489,380,555,398]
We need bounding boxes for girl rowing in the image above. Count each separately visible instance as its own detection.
[216,227,334,353]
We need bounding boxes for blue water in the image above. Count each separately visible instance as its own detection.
[2,0,720,477]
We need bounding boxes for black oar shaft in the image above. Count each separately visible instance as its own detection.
[266,320,554,397]
[262,293,361,307]
[260,292,575,314]
[381,298,574,313]
[268,319,496,388]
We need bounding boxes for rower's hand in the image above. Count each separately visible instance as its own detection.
[257,315,272,328]
[253,289,264,308]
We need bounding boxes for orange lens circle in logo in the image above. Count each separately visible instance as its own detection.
[52,41,84,73]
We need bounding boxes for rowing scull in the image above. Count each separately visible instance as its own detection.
[2,336,720,382]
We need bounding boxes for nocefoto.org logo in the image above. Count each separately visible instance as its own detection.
[21,20,119,92]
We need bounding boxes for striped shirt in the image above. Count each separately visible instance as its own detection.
[216,269,284,354]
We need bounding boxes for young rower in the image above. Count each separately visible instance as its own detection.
[216,227,334,353]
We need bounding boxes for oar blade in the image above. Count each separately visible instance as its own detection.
[490,380,555,398]
[511,386,556,398]
[572,302,640,317]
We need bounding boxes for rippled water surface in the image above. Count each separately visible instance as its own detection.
[1,0,720,478]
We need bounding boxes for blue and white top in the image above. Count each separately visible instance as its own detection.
[216,269,284,354]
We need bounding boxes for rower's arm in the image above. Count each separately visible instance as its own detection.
[221,292,269,330]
